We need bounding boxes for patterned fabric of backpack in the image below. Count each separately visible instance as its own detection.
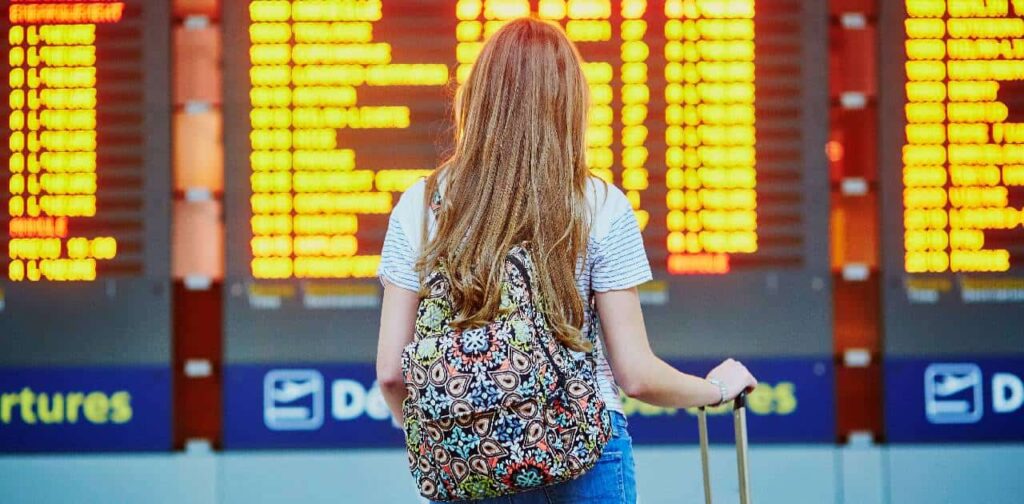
[400,246,612,501]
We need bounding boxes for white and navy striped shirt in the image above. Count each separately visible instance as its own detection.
[378,177,653,413]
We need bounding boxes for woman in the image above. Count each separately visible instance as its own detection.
[376,17,757,504]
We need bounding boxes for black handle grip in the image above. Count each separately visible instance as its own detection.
[733,391,747,410]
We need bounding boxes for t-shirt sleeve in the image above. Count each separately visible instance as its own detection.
[377,182,426,292]
[591,207,653,292]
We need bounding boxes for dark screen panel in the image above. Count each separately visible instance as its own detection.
[0,0,172,366]
[880,0,1024,356]
[223,0,832,364]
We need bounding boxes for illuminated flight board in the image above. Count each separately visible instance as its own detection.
[881,0,1024,354]
[0,0,171,364]
[224,0,830,364]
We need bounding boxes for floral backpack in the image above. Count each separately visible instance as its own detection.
[400,231,612,501]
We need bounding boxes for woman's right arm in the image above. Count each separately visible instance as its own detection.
[596,287,757,408]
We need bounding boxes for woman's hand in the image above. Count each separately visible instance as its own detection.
[706,358,758,404]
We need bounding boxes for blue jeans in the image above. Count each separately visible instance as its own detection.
[432,412,637,504]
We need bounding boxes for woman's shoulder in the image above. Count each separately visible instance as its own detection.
[393,177,428,217]
[386,177,431,248]
[585,176,632,239]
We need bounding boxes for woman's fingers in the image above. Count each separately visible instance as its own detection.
[740,362,758,392]
[708,359,759,399]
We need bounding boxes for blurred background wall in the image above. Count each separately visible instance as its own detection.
[0,0,1021,502]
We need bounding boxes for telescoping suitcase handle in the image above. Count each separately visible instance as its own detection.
[697,392,751,504]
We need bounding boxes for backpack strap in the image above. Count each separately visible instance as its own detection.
[429,189,441,216]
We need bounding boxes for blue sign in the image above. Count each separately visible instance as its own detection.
[224,357,834,449]
[886,357,1024,442]
[623,358,834,444]
[0,366,172,452]
[224,364,405,449]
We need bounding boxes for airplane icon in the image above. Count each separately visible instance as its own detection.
[272,378,321,403]
[924,363,983,425]
[933,373,979,398]
[264,369,325,431]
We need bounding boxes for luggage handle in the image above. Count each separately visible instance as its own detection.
[697,392,751,504]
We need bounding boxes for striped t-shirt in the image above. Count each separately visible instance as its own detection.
[377,177,653,413]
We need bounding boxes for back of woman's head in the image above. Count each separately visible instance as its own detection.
[420,18,593,351]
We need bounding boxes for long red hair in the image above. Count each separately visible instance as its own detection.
[418,18,593,352]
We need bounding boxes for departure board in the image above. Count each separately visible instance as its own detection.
[0,0,171,365]
[880,0,1024,354]
[223,0,831,364]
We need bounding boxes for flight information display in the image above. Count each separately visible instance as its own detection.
[0,0,171,365]
[223,0,831,364]
[880,0,1024,354]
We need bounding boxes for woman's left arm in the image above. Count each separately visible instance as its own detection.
[376,282,420,423]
